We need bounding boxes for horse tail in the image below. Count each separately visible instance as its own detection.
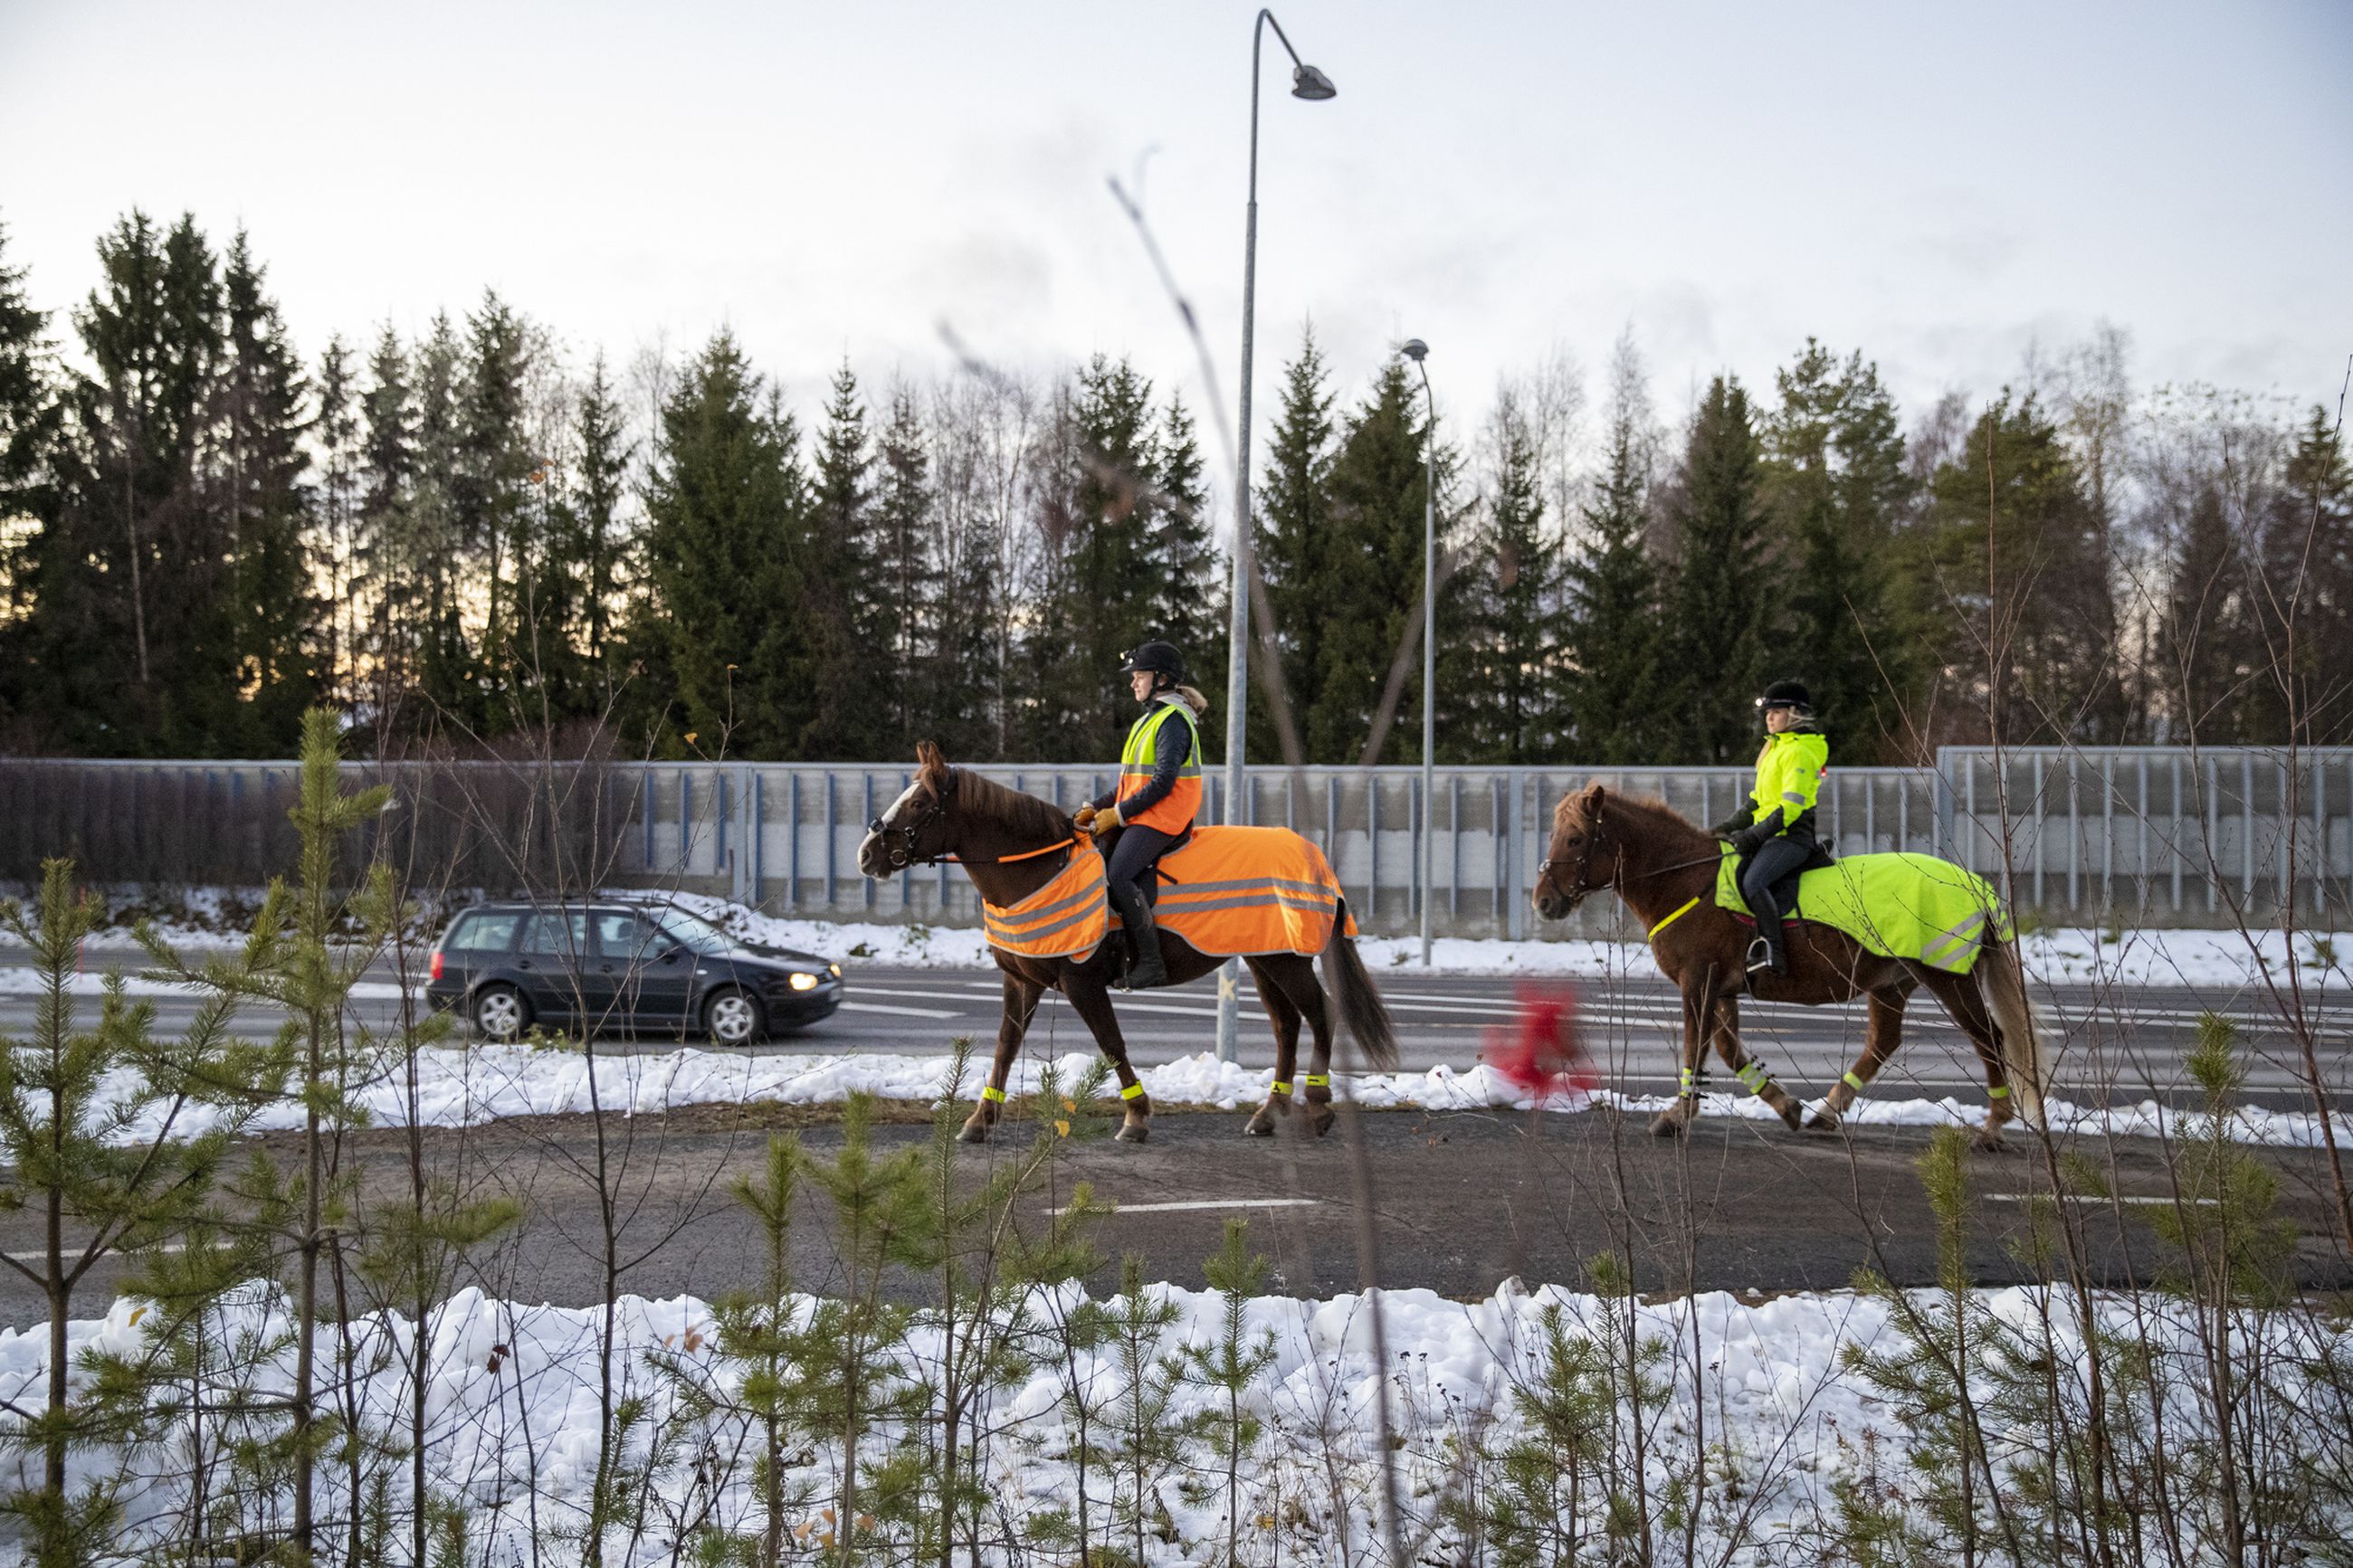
[1981,936,2050,1126]
[1319,901,1400,1069]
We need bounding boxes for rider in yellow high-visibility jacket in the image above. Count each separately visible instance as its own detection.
[1709,679,1829,977]
[1073,641,1205,989]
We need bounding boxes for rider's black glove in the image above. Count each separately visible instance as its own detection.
[1710,813,1751,841]
[1728,826,1766,857]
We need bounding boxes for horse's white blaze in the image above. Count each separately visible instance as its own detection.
[858,778,925,867]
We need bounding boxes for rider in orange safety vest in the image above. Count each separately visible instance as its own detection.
[1074,640,1205,990]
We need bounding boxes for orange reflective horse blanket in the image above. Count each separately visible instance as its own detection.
[1152,827,1355,958]
[981,851,1109,961]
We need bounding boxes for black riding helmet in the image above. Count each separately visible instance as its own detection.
[1755,678,1813,715]
[1119,641,1188,689]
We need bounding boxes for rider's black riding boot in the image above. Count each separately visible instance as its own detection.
[1746,905,1789,978]
[1107,879,1167,990]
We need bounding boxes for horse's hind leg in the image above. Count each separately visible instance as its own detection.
[1707,994,1805,1131]
[963,971,1043,1144]
[1811,980,1915,1131]
[1922,967,2015,1149]
[1270,955,1338,1137]
[1063,974,1153,1142]
[1244,963,1300,1137]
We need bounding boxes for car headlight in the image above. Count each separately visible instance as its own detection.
[788,971,821,992]
[828,963,842,978]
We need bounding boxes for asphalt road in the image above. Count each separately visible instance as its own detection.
[2,1107,2345,1331]
[6,949,2346,1113]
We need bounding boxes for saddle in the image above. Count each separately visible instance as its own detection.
[1730,837,1836,923]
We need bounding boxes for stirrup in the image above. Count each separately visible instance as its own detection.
[1746,936,1780,975]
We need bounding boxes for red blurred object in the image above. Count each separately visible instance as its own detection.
[429,948,444,982]
[1480,980,1599,1103]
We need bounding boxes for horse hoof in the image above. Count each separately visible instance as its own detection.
[1648,1109,1688,1139]
[957,1118,991,1145]
[1806,1108,1842,1132]
[1776,1101,1805,1133]
[1306,1104,1336,1138]
[1973,1129,2008,1153]
[1116,1120,1150,1144]
[1244,1107,1277,1136]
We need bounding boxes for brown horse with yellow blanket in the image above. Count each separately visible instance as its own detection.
[1532,784,2050,1148]
[857,743,1400,1143]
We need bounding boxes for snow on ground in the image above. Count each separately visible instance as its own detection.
[1,1273,2341,1564]
[27,881,2344,992]
[64,1041,2345,1151]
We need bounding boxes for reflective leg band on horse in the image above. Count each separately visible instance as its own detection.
[1678,1066,1702,1098]
[1302,1073,1329,1088]
[982,1086,1006,1103]
[1272,1080,1291,1096]
[1735,1060,1771,1096]
[1987,1083,2010,1098]
[1843,1070,1868,1092]
[1119,1081,1144,1100]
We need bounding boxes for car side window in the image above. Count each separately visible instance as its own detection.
[591,911,664,960]
[519,911,588,958]
[449,911,523,953]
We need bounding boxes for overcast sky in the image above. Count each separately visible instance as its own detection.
[4,0,2348,457]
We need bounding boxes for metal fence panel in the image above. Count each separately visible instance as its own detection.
[5,747,2348,935]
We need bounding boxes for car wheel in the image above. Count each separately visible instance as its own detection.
[703,988,765,1048]
[472,983,531,1043]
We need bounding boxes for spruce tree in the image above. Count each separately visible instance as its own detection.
[216,231,318,750]
[1310,355,1462,765]
[1457,392,1564,762]
[0,221,62,737]
[455,292,537,732]
[354,326,420,734]
[405,313,474,730]
[634,328,814,757]
[1149,391,1224,739]
[2265,406,2353,742]
[1658,375,1775,764]
[1560,338,1667,764]
[313,336,362,712]
[1926,393,2113,744]
[1762,341,1918,758]
[873,383,940,748]
[1254,327,1338,762]
[571,353,634,709]
[807,360,888,755]
[1053,355,1166,759]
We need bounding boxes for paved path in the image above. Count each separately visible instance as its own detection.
[0,1107,2344,1329]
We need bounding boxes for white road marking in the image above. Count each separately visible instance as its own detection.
[1053,1197,1322,1216]
[6,1241,185,1262]
[839,1001,959,1019]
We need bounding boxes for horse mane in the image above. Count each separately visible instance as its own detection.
[949,767,1076,845]
[1557,787,1707,842]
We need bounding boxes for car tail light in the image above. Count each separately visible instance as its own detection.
[430,949,444,982]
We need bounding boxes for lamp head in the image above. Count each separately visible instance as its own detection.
[1291,62,1337,100]
[1401,338,1429,363]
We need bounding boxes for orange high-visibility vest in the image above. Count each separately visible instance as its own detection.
[980,851,1110,961]
[1116,698,1203,833]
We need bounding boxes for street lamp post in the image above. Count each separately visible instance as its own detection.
[1215,10,1335,1065]
[1401,339,1435,965]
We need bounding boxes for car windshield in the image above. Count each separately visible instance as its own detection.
[650,908,735,954]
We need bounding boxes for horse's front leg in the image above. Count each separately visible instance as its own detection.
[1708,995,1804,1131]
[961,970,1043,1144]
[1651,974,1719,1137]
[1812,983,1913,1131]
[1063,973,1152,1142]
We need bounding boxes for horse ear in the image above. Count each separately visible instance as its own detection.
[916,740,949,789]
[1580,782,1608,815]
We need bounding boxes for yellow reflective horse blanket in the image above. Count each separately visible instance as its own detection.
[1154,827,1355,958]
[1714,845,2012,975]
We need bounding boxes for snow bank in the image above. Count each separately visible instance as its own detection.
[58,1041,2341,1151]
[0,1273,2340,1564]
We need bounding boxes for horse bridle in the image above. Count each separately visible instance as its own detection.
[869,774,956,870]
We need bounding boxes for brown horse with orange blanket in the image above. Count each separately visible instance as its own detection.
[857,743,1399,1143]
[1532,783,2049,1147]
